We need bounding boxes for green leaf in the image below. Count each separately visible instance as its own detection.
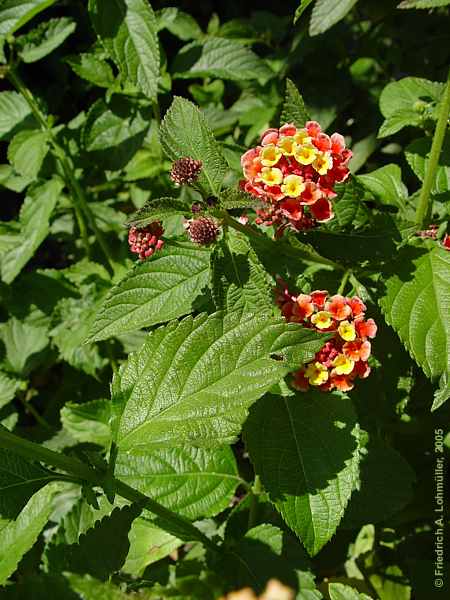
[211,233,272,315]
[0,448,58,519]
[160,96,228,195]
[378,77,444,138]
[398,0,450,8]
[0,317,48,376]
[65,53,115,88]
[357,165,408,211]
[341,440,416,529]
[218,188,257,210]
[244,393,360,556]
[334,179,370,228]
[369,566,411,600]
[88,0,159,100]
[123,517,181,577]
[0,91,34,141]
[66,574,131,600]
[46,505,141,581]
[60,400,112,448]
[281,79,311,128]
[0,483,57,585]
[309,0,359,36]
[83,97,151,171]
[294,0,316,23]
[156,7,202,40]
[0,178,64,284]
[405,134,450,193]
[112,311,327,452]
[328,582,374,600]
[0,0,57,36]
[173,37,274,82]
[16,17,76,62]
[126,197,189,228]
[380,245,450,410]
[116,446,241,519]
[88,241,211,342]
[8,129,49,179]
[0,371,21,409]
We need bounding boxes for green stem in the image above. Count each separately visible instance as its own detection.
[248,474,262,530]
[0,426,218,553]
[415,68,450,228]
[337,269,352,295]
[18,389,52,432]
[7,68,114,271]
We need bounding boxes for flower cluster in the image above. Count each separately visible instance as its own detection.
[276,283,377,392]
[128,222,164,260]
[240,122,352,235]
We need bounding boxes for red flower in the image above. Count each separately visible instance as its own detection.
[310,290,328,309]
[325,295,352,321]
[355,317,377,339]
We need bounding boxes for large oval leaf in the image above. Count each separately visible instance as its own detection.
[112,311,327,452]
[380,244,450,410]
[244,393,360,556]
[88,241,211,342]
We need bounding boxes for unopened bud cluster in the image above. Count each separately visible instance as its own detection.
[276,282,377,392]
[170,157,203,185]
[185,216,219,245]
[128,222,164,260]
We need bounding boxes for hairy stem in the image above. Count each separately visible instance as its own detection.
[7,68,114,271]
[0,426,218,553]
[415,68,450,228]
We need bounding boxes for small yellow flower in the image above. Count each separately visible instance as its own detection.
[332,353,355,375]
[277,136,296,156]
[313,152,333,175]
[293,129,312,145]
[294,144,317,165]
[260,144,282,167]
[338,320,356,342]
[311,310,333,330]
[259,167,283,186]
[281,174,305,198]
[305,362,329,386]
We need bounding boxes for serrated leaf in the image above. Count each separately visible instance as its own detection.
[47,505,140,581]
[211,233,272,315]
[112,311,327,453]
[0,0,57,36]
[0,448,58,519]
[8,129,49,179]
[0,483,57,585]
[328,583,374,600]
[65,53,115,88]
[0,371,21,409]
[88,241,211,342]
[309,0,359,36]
[0,91,35,141]
[0,178,64,284]
[88,0,159,100]
[398,0,450,8]
[334,179,370,228]
[0,317,48,375]
[281,79,311,128]
[378,77,444,138]
[160,96,228,195]
[116,446,241,519]
[341,440,416,529]
[16,17,76,62]
[218,188,258,210]
[380,245,450,410]
[405,134,450,193]
[61,400,112,448]
[357,164,408,211]
[244,393,360,556]
[83,97,151,171]
[126,197,189,228]
[173,37,274,82]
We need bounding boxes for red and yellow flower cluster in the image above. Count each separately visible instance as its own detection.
[240,122,352,235]
[276,283,377,393]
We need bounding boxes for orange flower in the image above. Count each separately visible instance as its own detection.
[355,317,377,339]
[325,295,352,320]
[293,294,314,320]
